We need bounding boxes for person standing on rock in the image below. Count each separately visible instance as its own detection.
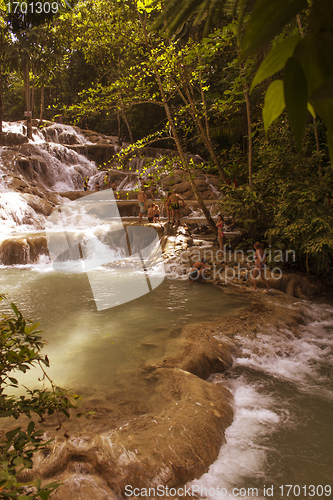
[216,214,225,256]
[147,204,154,222]
[165,191,172,223]
[252,242,271,292]
[170,190,185,224]
[138,189,147,222]
[103,173,109,190]
[83,177,89,191]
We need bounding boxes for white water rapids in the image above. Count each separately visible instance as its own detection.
[190,300,333,499]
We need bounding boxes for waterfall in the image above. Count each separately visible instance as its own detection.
[0,121,100,233]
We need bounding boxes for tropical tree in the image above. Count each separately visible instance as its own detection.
[153,0,333,164]
[5,0,72,137]
[0,1,18,132]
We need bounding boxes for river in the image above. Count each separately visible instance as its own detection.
[1,260,332,499]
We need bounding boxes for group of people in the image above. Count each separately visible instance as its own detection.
[147,203,160,222]
[165,190,186,224]
[188,242,270,291]
[137,188,186,224]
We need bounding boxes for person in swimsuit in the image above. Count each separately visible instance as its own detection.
[216,214,225,255]
[147,204,154,222]
[153,204,160,222]
[252,242,271,292]
[138,189,147,222]
[189,258,210,281]
[83,177,89,191]
[170,190,185,224]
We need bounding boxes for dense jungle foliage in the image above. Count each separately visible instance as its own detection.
[0,0,332,276]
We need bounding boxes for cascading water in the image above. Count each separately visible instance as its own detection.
[190,301,333,499]
[0,121,100,234]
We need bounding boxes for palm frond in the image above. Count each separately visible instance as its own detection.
[153,0,241,34]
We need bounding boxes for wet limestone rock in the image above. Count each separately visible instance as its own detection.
[25,368,233,500]
[66,144,117,166]
[58,131,82,145]
[0,236,49,265]
[0,132,28,146]
[161,169,219,200]
[18,319,235,500]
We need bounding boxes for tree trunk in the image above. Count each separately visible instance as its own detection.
[120,95,134,143]
[137,8,217,234]
[117,108,121,144]
[183,81,227,182]
[155,70,217,233]
[243,86,252,186]
[22,58,32,139]
[31,66,36,120]
[39,86,44,123]
[0,72,3,133]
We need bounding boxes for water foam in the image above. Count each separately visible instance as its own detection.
[0,192,46,235]
[191,302,333,498]
[190,380,281,500]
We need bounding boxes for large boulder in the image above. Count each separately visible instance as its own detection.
[67,144,117,166]
[0,132,28,146]
[58,131,81,145]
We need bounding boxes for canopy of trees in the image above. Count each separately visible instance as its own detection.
[0,0,332,271]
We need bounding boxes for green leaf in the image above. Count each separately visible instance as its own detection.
[283,57,308,149]
[263,80,285,133]
[38,492,51,500]
[61,409,70,418]
[307,102,316,118]
[11,303,19,318]
[5,428,21,441]
[23,457,33,468]
[251,35,301,93]
[240,0,307,61]
[27,421,35,436]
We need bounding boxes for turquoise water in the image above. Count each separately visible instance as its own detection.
[0,266,246,391]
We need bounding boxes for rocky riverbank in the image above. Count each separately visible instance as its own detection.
[160,223,331,301]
